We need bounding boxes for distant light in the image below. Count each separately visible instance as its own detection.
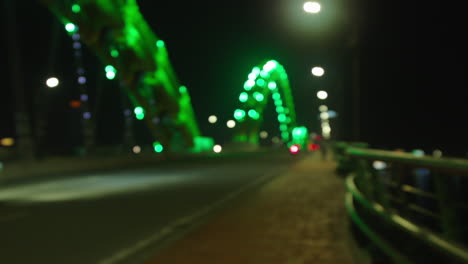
[78,76,87,84]
[263,60,278,72]
[412,149,425,157]
[227,120,236,128]
[153,142,164,153]
[433,149,443,158]
[69,100,81,108]
[289,144,300,154]
[303,1,321,14]
[71,4,81,13]
[311,66,325,77]
[320,112,329,120]
[134,106,145,120]
[322,126,331,134]
[319,105,328,112]
[272,137,280,144]
[80,94,88,101]
[73,42,81,49]
[256,79,265,87]
[260,131,268,139]
[213,144,222,153]
[106,71,116,80]
[110,49,119,58]
[123,109,132,117]
[83,112,92,120]
[0,138,15,147]
[46,77,59,88]
[132,145,141,154]
[179,86,187,93]
[317,90,328,100]
[156,40,165,48]
[65,23,77,33]
[208,115,217,123]
[72,34,80,40]
[372,160,387,170]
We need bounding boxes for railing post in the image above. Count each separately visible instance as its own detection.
[433,172,461,241]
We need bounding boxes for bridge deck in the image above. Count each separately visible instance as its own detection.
[144,153,364,264]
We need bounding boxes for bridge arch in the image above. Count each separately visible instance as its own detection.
[232,60,298,145]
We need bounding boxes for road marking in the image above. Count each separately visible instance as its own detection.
[98,171,276,264]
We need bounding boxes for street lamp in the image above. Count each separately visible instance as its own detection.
[303,1,321,14]
[208,115,218,124]
[311,66,325,77]
[46,77,59,88]
[317,90,328,100]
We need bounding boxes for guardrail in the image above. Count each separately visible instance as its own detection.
[335,143,468,264]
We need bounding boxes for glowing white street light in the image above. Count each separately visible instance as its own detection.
[226,120,236,128]
[213,144,222,153]
[317,90,328,100]
[319,105,328,112]
[46,77,59,88]
[311,66,325,77]
[303,1,321,14]
[208,115,218,124]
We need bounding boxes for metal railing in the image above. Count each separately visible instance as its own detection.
[335,143,468,264]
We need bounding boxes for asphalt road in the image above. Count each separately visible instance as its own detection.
[0,151,299,264]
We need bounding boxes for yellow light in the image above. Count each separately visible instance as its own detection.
[0,138,15,147]
[226,120,236,128]
[208,115,218,124]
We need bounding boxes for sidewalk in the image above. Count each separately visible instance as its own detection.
[144,153,364,264]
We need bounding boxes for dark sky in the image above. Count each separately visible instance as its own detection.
[1,0,467,157]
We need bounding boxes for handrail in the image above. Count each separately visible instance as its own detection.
[346,147,468,175]
[335,142,468,263]
[346,174,468,263]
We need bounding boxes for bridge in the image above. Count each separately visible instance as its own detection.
[1,1,467,264]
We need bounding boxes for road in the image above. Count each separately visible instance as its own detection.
[0,151,299,264]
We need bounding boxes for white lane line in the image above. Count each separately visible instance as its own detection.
[97,171,276,264]
[0,212,28,223]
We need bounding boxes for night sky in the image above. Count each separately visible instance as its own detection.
[1,0,467,157]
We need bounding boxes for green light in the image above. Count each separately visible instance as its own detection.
[268,82,277,90]
[134,106,145,120]
[106,71,116,80]
[280,124,288,131]
[239,92,249,102]
[248,109,259,120]
[105,65,116,72]
[65,23,76,33]
[276,106,284,113]
[248,73,257,80]
[153,142,164,153]
[251,67,261,75]
[260,70,269,78]
[156,40,165,48]
[263,60,278,72]
[244,80,255,90]
[110,49,119,58]
[272,93,281,100]
[256,79,265,86]
[254,92,264,102]
[71,4,81,13]
[234,109,246,120]
[179,86,187,93]
[282,131,290,140]
[278,114,287,123]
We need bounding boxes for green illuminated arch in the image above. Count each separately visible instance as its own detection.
[232,60,297,145]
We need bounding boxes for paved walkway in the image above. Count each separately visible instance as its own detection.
[144,153,363,264]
